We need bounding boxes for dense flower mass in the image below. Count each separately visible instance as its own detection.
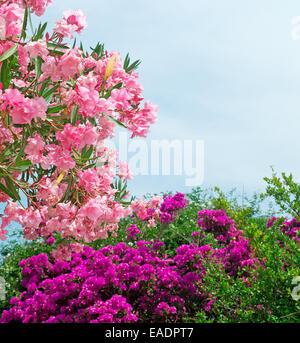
[198,209,259,278]
[197,209,238,243]
[0,0,158,259]
[1,197,299,323]
[0,241,214,323]
[159,193,187,224]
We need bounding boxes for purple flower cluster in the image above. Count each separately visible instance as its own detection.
[266,216,300,242]
[126,224,140,240]
[266,216,277,229]
[0,240,213,323]
[213,237,259,280]
[197,210,259,278]
[281,218,300,242]
[197,209,241,243]
[159,193,187,224]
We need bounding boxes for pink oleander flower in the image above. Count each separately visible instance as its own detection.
[17,45,30,74]
[56,122,98,152]
[20,0,53,16]
[54,9,87,39]
[25,39,49,59]
[77,169,101,193]
[149,195,163,208]
[2,89,47,124]
[45,144,76,171]
[118,161,133,180]
[131,198,149,221]
[0,1,158,251]
[0,3,24,38]
[24,134,45,165]
[57,48,83,80]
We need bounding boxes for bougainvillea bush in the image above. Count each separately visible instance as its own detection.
[1,194,299,323]
[0,0,299,323]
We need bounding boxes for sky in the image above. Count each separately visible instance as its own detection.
[27,0,300,197]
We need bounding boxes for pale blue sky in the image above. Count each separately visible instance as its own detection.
[33,0,300,197]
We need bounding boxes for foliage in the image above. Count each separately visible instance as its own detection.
[261,167,300,219]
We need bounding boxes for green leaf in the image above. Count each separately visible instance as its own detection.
[12,160,32,172]
[123,53,141,73]
[48,49,65,56]
[105,114,127,128]
[46,104,66,114]
[1,141,20,157]
[0,44,18,63]
[21,6,28,40]
[90,42,105,59]
[33,22,47,41]
[0,182,17,200]
[3,177,20,201]
[39,77,50,96]
[72,38,77,49]
[71,105,79,125]
[47,42,69,50]
[42,84,60,103]
[96,161,109,167]
[81,144,94,160]
[0,59,11,90]
[71,148,81,157]
[35,56,43,80]
[83,163,96,170]
[103,82,123,99]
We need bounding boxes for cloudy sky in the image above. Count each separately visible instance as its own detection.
[33,0,300,197]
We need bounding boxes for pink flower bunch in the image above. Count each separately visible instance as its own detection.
[131,193,187,228]
[24,39,49,60]
[0,1,158,257]
[0,241,214,323]
[0,2,24,38]
[131,196,163,221]
[14,0,52,16]
[54,9,87,39]
[1,88,47,124]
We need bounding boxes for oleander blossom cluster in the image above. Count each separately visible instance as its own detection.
[198,209,260,279]
[0,0,158,258]
[130,193,187,230]
[0,241,215,323]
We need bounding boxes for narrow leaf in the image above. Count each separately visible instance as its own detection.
[0,44,18,63]
[105,114,127,128]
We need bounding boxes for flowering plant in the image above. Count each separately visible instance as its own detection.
[0,0,158,260]
[0,239,214,323]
